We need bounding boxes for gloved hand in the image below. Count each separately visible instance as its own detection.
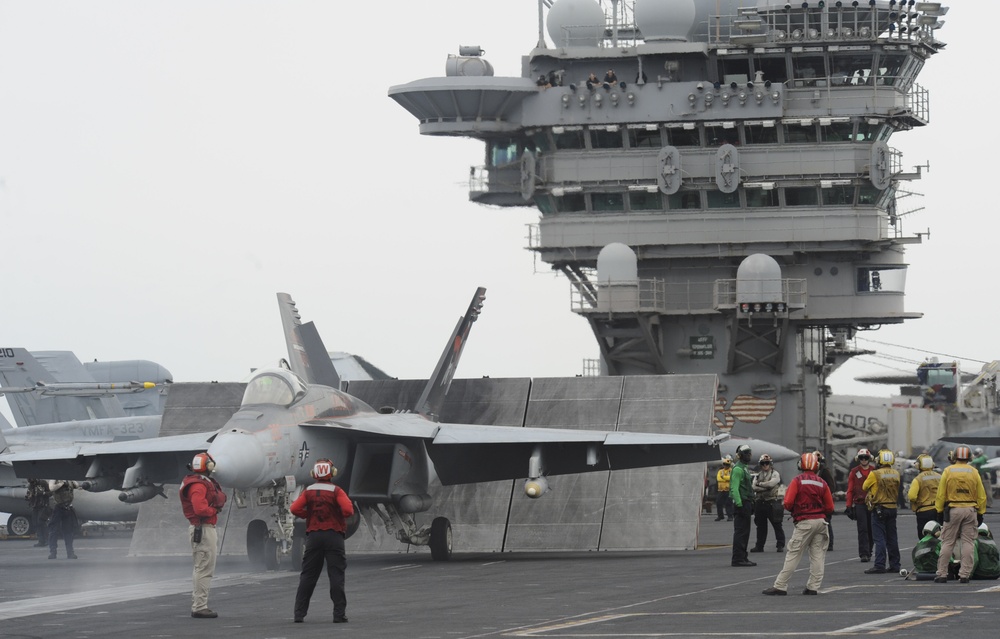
[79,481,93,490]
[845,506,856,521]
[978,513,985,526]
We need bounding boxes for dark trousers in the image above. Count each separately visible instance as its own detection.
[48,505,76,555]
[915,509,937,540]
[294,529,347,620]
[827,516,834,548]
[851,504,874,558]
[871,507,900,570]
[732,505,752,563]
[752,500,786,549]
[32,507,51,545]
[715,492,733,519]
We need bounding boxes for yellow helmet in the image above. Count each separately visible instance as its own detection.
[876,449,894,467]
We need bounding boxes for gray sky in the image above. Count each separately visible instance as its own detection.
[0,1,988,420]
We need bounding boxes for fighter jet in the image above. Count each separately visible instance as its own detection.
[2,289,724,562]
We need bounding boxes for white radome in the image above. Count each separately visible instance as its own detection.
[635,0,697,42]
[546,0,607,47]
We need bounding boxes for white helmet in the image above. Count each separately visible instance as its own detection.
[917,454,934,471]
[923,520,942,537]
[979,523,991,536]
[974,447,984,456]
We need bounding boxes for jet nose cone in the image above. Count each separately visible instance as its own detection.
[208,430,266,488]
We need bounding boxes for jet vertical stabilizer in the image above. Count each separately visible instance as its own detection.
[414,287,486,419]
[276,293,341,389]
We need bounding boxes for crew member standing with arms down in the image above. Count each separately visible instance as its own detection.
[751,454,785,552]
[25,478,51,548]
[862,449,901,574]
[762,452,835,596]
[715,455,734,521]
[180,452,227,619]
[934,445,988,584]
[907,454,941,539]
[292,459,355,624]
[845,449,875,562]
[729,444,756,567]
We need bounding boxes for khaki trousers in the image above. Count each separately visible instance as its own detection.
[936,507,977,579]
[773,518,829,592]
[190,524,218,612]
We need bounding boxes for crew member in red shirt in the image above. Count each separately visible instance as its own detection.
[845,448,875,562]
[291,458,355,624]
[180,452,227,619]
[763,452,835,596]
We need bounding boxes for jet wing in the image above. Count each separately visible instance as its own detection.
[0,431,215,482]
[302,416,719,486]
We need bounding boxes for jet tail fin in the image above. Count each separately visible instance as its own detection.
[276,293,341,388]
[414,287,486,420]
[0,348,124,426]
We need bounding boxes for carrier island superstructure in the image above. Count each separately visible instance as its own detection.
[390,0,948,464]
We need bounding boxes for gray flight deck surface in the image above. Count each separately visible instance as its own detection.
[2,511,998,637]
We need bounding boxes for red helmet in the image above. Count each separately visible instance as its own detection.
[798,452,819,472]
[190,452,215,474]
[311,459,337,481]
[954,446,972,462]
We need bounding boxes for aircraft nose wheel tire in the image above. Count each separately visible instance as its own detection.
[263,537,280,571]
[6,514,33,537]
[247,519,270,568]
[429,516,452,561]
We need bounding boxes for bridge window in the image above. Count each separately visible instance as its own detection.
[628,126,661,149]
[666,126,700,147]
[629,190,662,211]
[707,190,740,209]
[784,187,818,206]
[831,53,873,86]
[590,126,623,149]
[877,53,906,86]
[792,56,826,87]
[744,122,778,145]
[553,128,585,150]
[668,190,701,210]
[746,188,779,208]
[856,266,906,293]
[822,186,855,206]
[555,192,586,213]
[784,122,818,144]
[592,192,624,212]
[705,124,737,147]
[488,139,519,167]
[855,121,880,142]
[858,185,881,205]
[822,122,855,143]
[753,56,788,85]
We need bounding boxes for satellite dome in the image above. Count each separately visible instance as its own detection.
[635,0,697,42]
[736,253,784,303]
[546,0,606,47]
[597,243,638,284]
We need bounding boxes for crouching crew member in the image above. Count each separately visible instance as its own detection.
[292,459,355,624]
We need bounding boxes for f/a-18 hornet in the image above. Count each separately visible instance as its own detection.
[1,289,724,562]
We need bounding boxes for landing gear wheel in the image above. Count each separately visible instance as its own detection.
[7,513,32,537]
[264,537,280,571]
[247,519,269,568]
[290,522,306,571]
[429,516,452,561]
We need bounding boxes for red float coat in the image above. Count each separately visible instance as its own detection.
[290,482,355,534]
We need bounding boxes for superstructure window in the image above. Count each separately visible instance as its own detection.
[592,192,625,212]
[856,266,906,293]
[754,57,788,84]
[668,190,701,210]
[877,54,906,86]
[553,128,586,150]
[744,122,778,144]
[784,122,818,144]
[857,186,881,205]
[822,186,855,206]
[705,124,737,147]
[784,187,818,206]
[488,139,519,167]
[666,126,700,147]
[822,122,855,142]
[590,126,623,149]
[855,121,880,142]
[629,190,662,211]
[831,53,873,86]
[706,190,740,208]
[555,192,586,212]
[628,126,661,149]
[746,188,779,208]
[792,56,826,87]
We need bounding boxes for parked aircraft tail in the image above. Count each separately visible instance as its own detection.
[0,348,126,426]
[414,287,486,420]
[276,293,341,389]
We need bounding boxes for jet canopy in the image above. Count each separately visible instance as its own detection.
[241,368,308,407]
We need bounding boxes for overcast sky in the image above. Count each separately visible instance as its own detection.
[0,1,986,423]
